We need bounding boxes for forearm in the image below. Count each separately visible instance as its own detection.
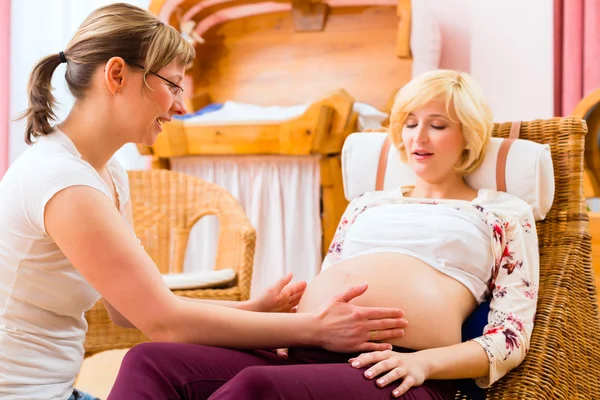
[157,299,318,349]
[179,296,253,311]
[420,340,490,381]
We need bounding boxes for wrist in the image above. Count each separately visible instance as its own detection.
[237,300,256,312]
[416,349,436,380]
[294,312,320,347]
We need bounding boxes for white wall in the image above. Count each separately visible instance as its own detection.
[9,0,150,167]
[470,0,554,122]
[430,0,474,74]
[423,0,554,122]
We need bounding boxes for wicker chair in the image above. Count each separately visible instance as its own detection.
[452,117,600,399]
[83,169,256,358]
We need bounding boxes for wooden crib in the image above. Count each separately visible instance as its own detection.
[143,0,414,261]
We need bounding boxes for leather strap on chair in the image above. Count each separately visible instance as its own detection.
[375,137,392,190]
[376,121,522,193]
[496,121,521,192]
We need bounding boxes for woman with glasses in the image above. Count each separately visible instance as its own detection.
[0,3,408,399]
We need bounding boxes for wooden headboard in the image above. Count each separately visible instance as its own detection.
[149,0,413,112]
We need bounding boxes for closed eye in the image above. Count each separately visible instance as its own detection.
[167,83,182,96]
[405,123,417,128]
[431,125,446,130]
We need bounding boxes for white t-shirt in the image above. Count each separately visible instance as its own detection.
[0,129,130,399]
[341,198,494,303]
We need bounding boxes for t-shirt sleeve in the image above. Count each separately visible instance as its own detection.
[22,158,110,235]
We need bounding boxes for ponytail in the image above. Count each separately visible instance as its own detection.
[17,3,194,146]
[19,53,63,145]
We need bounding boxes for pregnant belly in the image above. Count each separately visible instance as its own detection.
[297,252,478,350]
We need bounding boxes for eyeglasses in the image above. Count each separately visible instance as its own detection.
[124,60,184,97]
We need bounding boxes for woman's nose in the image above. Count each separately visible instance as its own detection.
[415,124,429,143]
[171,98,187,116]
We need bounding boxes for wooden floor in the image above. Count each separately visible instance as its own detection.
[76,349,128,399]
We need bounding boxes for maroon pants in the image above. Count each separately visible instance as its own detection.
[108,342,458,400]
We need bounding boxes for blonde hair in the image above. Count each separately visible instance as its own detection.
[388,69,493,174]
[20,3,195,145]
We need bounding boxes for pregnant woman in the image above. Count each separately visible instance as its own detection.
[108,69,539,400]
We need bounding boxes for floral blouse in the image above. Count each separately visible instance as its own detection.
[321,187,540,388]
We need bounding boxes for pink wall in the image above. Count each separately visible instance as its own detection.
[0,0,9,177]
[428,0,473,74]
[428,0,554,122]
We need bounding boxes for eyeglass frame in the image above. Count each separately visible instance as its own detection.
[123,59,184,96]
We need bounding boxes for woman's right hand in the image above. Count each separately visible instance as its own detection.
[310,283,408,353]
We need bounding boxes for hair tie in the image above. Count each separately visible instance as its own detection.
[59,51,67,64]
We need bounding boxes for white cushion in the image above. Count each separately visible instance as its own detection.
[341,132,555,221]
[162,268,236,290]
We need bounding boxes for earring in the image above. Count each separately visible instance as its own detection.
[465,142,471,150]
[115,91,119,96]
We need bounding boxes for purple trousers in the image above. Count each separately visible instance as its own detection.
[107,342,458,400]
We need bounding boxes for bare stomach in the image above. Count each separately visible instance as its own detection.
[297,252,477,350]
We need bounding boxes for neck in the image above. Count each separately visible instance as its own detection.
[57,101,125,170]
[409,175,475,200]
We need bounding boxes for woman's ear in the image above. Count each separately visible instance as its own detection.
[104,57,127,96]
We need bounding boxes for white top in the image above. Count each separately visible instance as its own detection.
[342,197,494,303]
[322,187,539,388]
[0,129,130,399]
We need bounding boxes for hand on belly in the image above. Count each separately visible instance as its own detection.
[297,253,477,350]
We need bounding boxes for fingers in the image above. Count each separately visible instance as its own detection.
[355,341,393,352]
[366,328,405,342]
[393,375,415,397]
[288,291,304,306]
[276,348,289,360]
[273,273,294,293]
[376,366,407,388]
[348,350,390,369]
[359,306,405,320]
[366,318,408,331]
[333,282,369,303]
[287,280,307,295]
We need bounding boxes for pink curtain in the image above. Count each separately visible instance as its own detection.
[0,0,10,178]
[555,0,600,116]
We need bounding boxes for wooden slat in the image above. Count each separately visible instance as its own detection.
[191,6,411,111]
[291,0,329,32]
[190,0,289,24]
[396,0,411,58]
[147,89,353,157]
[319,155,348,259]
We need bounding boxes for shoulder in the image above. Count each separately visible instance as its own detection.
[477,189,534,222]
[13,139,111,233]
[19,145,104,193]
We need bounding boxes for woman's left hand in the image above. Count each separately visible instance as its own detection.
[348,350,430,398]
[248,273,307,313]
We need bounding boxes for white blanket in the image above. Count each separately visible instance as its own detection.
[182,101,388,131]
